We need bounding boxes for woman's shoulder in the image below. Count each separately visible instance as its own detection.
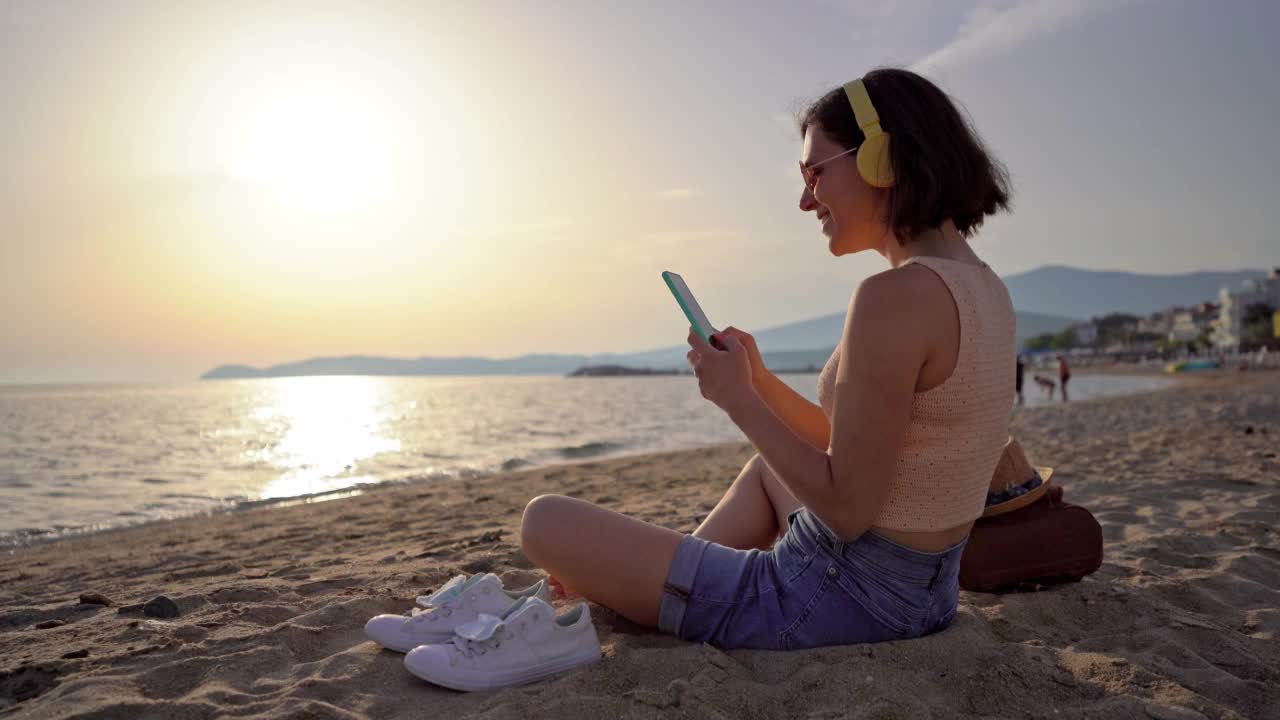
[845,264,954,354]
[855,262,952,312]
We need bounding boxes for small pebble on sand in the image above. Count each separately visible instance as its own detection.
[142,595,181,619]
[78,592,112,606]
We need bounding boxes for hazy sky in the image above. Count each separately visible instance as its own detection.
[2,0,1277,383]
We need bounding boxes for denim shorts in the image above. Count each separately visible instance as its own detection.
[658,507,967,650]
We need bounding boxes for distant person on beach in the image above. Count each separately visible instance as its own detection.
[521,68,1016,650]
[1057,353,1071,402]
[1033,373,1056,400]
[1016,355,1025,404]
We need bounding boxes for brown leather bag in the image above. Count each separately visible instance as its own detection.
[960,484,1103,592]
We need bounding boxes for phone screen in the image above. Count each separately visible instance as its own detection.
[662,271,718,344]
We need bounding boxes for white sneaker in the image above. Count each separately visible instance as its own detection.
[413,573,471,609]
[403,596,602,692]
[364,574,550,653]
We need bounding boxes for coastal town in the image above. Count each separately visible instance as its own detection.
[1023,267,1279,372]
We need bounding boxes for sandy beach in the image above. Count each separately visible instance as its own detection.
[2,371,1278,719]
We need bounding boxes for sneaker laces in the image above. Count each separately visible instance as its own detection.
[449,612,510,658]
[450,626,507,658]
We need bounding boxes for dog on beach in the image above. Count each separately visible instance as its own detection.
[1032,374,1057,400]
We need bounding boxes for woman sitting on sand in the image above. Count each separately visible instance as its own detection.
[521,68,1016,650]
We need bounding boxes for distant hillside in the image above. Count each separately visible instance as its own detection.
[206,266,1266,379]
[202,311,1073,379]
[1013,311,1084,341]
[201,355,603,379]
[1003,266,1264,319]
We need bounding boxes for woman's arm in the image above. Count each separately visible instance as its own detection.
[715,326,832,452]
[753,371,831,451]
[726,270,931,541]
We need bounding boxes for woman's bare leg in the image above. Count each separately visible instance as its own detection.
[527,454,803,612]
[692,454,802,550]
[521,495,684,627]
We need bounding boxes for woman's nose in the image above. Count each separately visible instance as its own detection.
[798,186,817,212]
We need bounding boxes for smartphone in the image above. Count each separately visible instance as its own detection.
[662,271,722,347]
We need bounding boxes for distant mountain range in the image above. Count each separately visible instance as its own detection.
[1004,266,1263,319]
[200,307,1076,380]
[201,265,1268,380]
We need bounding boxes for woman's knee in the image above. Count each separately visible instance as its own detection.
[753,456,801,525]
[520,494,571,555]
[746,454,781,494]
[738,453,769,486]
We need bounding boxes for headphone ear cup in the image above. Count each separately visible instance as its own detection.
[856,133,895,188]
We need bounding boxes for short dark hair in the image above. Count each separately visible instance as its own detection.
[798,68,1012,242]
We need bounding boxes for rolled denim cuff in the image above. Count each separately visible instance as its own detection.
[657,534,708,636]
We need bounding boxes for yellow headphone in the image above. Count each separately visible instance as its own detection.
[842,79,894,188]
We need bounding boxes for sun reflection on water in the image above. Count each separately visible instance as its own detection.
[248,376,401,499]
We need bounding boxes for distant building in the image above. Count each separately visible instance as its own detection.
[1169,311,1201,342]
[1138,311,1172,336]
[1213,269,1280,350]
[1069,321,1098,346]
[1169,302,1217,343]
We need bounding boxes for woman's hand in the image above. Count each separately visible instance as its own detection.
[686,328,758,415]
[716,326,769,386]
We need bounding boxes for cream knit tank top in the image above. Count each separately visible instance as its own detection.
[817,256,1016,531]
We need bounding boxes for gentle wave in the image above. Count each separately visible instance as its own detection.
[557,441,628,459]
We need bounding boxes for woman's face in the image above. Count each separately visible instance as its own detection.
[799,125,890,256]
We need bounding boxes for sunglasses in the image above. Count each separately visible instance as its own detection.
[799,144,860,192]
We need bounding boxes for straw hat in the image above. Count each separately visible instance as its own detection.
[982,437,1054,518]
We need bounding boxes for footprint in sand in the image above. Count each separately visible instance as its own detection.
[1,665,61,705]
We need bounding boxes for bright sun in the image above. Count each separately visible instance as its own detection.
[221,57,400,215]
[227,91,395,213]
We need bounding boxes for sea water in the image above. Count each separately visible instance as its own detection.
[0,372,1172,543]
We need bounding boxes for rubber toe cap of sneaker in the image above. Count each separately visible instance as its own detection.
[404,644,453,681]
[365,614,415,652]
